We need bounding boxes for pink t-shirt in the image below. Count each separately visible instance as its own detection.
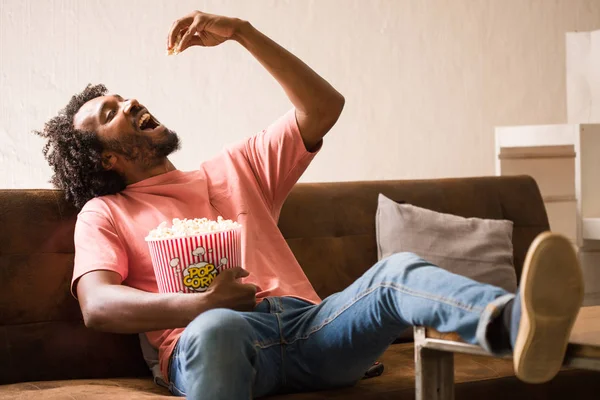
[72,110,322,381]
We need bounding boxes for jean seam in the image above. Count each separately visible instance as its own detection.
[276,312,287,387]
[170,382,186,397]
[285,282,484,344]
[169,343,187,397]
[265,297,274,313]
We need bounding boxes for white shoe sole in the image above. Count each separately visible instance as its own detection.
[513,232,584,383]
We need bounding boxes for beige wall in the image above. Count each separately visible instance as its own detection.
[1,0,600,189]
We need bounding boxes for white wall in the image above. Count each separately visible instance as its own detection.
[2,0,600,189]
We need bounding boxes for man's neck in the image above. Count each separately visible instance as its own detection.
[125,158,177,185]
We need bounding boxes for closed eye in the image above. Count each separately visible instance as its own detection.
[106,110,115,122]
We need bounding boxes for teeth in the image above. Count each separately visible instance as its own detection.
[138,113,150,129]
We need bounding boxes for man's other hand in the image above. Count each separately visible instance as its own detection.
[205,267,260,312]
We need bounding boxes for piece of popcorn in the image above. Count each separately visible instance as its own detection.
[167,32,184,56]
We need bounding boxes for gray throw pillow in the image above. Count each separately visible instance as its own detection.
[376,194,517,293]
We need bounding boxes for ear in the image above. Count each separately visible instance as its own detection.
[100,151,118,171]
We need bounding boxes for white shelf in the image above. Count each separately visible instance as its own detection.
[495,124,579,148]
[583,218,600,240]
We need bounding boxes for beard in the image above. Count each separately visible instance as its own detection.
[103,128,181,168]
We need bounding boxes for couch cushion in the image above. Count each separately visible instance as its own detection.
[0,378,171,400]
[3,344,598,400]
[376,194,517,292]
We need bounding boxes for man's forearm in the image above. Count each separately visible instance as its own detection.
[233,21,344,148]
[83,284,210,334]
[233,21,342,114]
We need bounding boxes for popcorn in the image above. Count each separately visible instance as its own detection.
[167,32,184,55]
[146,217,241,240]
[146,217,242,293]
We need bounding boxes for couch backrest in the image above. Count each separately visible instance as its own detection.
[0,175,549,384]
[0,190,149,384]
[278,176,549,300]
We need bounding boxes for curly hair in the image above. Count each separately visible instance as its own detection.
[34,84,127,209]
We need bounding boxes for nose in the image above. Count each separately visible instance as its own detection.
[123,98,140,115]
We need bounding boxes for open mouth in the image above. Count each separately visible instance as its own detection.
[138,112,160,131]
[133,106,161,132]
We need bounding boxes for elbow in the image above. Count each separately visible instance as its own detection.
[80,300,108,331]
[82,305,101,330]
[319,93,344,128]
[337,93,346,111]
[82,312,98,330]
[330,92,345,119]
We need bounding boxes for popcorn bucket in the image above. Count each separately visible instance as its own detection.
[146,227,242,293]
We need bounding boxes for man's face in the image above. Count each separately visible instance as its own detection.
[73,94,180,169]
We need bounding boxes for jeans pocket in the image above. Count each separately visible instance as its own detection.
[264,297,282,314]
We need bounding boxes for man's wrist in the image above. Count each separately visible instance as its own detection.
[171,292,205,325]
[232,19,254,44]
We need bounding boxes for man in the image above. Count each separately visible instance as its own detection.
[35,10,584,399]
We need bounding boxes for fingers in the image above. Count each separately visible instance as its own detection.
[239,283,261,298]
[167,16,191,50]
[177,20,200,53]
[178,36,203,52]
[250,284,263,293]
[232,267,250,279]
[219,266,250,280]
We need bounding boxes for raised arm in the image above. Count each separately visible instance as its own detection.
[168,11,345,151]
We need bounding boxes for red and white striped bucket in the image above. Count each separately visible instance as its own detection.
[146,227,241,293]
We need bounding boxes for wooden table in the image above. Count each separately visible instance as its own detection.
[414,306,600,400]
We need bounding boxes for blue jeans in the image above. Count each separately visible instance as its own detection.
[168,252,513,399]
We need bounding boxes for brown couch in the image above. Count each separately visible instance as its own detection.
[1,176,599,399]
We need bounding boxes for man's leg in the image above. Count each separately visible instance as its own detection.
[280,251,510,391]
[168,301,284,399]
[280,233,582,390]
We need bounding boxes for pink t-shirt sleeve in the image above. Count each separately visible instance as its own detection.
[242,109,321,211]
[71,206,129,297]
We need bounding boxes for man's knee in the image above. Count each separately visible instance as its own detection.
[181,308,253,358]
[377,252,426,273]
[385,251,421,263]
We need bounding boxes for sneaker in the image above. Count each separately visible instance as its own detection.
[511,231,584,383]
